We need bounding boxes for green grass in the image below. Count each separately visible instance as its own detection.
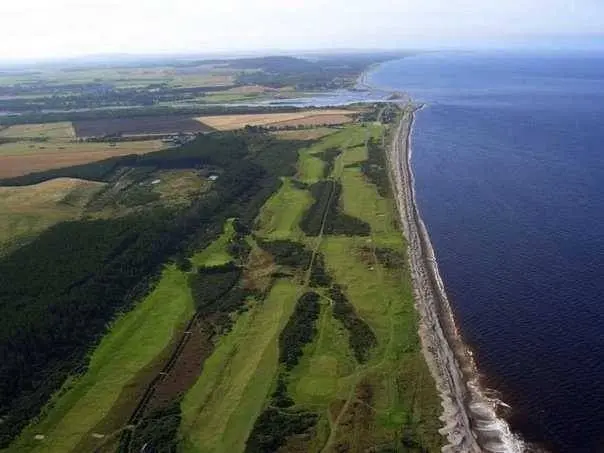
[289,302,357,407]
[8,265,194,453]
[255,179,312,240]
[190,219,235,267]
[295,124,369,184]
[273,123,442,451]
[180,279,301,453]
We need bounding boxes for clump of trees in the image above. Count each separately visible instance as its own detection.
[189,263,243,313]
[279,292,321,369]
[244,407,318,453]
[361,137,390,197]
[316,147,342,178]
[300,180,370,237]
[328,285,377,363]
[257,239,312,269]
[309,253,333,288]
[361,246,407,269]
[124,399,182,453]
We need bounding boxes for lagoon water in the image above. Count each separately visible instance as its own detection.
[368,52,604,453]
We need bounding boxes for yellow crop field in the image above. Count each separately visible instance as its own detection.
[195,109,356,130]
[0,122,76,139]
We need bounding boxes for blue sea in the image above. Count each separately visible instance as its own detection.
[368,52,604,453]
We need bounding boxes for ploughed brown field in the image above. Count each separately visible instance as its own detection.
[73,115,214,138]
[0,141,165,178]
[195,109,356,130]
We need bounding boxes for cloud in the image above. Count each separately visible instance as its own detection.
[0,0,603,60]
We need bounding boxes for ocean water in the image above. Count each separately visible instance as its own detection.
[368,52,604,453]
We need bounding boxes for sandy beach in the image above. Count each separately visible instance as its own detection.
[388,105,526,453]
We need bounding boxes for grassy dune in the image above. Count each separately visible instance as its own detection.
[8,265,194,453]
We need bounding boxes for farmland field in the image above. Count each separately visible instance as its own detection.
[73,115,213,138]
[195,109,356,130]
[0,122,75,139]
[268,114,354,128]
[0,140,166,178]
[0,177,104,252]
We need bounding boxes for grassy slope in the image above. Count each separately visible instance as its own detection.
[0,178,105,253]
[178,137,329,452]
[6,265,194,453]
[180,280,300,453]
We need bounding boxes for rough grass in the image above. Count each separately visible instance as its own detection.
[195,110,355,131]
[0,122,75,139]
[180,279,300,453]
[0,178,105,252]
[151,170,212,205]
[8,265,194,453]
[0,140,166,178]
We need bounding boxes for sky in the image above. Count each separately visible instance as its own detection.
[1,0,603,61]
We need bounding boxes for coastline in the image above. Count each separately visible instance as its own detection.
[355,63,381,90]
[388,105,526,453]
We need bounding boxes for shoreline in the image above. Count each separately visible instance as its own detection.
[388,105,526,453]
